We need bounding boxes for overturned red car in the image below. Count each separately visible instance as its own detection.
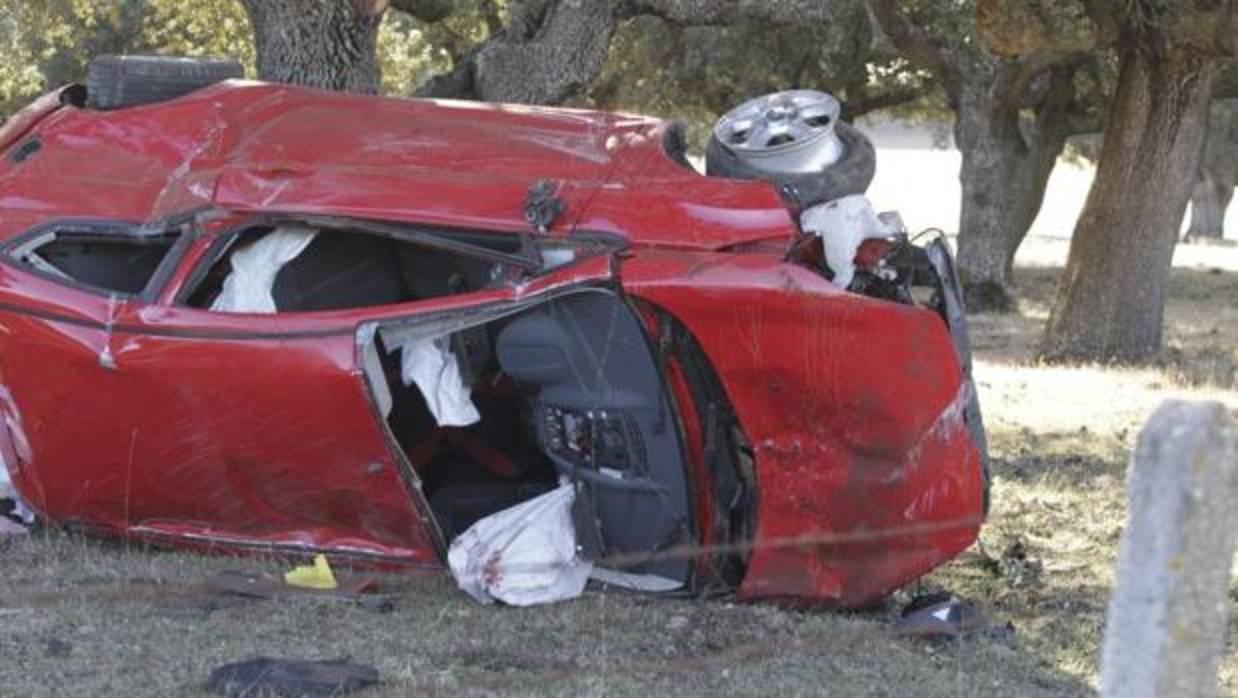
[0,57,987,607]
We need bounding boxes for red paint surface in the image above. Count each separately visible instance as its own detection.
[624,251,984,607]
[0,82,984,605]
[0,81,792,247]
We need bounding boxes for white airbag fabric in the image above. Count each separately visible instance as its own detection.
[382,328,480,428]
[448,484,592,606]
[800,195,900,289]
[211,226,318,313]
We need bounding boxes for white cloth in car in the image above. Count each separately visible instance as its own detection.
[800,195,901,289]
[382,328,480,428]
[448,483,592,606]
[210,226,318,313]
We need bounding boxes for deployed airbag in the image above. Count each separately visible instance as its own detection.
[382,327,480,428]
[448,483,591,606]
[801,195,900,289]
[211,226,318,313]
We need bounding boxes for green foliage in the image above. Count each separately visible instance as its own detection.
[581,4,937,147]
[379,0,501,95]
[0,0,253,118]
[0,0,508,118]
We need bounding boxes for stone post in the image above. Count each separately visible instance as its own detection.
[1100,400,1238,698]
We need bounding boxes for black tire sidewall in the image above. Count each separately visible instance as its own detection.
[705,121,876,207]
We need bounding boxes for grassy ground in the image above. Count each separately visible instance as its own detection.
[1,237,1236,697]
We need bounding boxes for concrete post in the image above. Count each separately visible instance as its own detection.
[1100,400,1238,698]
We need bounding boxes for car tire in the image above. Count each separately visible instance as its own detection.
[87,55,244,111]
[705,120,877,207]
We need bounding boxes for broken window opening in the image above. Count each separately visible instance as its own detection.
[184,223,520,313]
[10,227,181,296]
[367,321,560,545]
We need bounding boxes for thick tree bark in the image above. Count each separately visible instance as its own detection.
[241,0,386,94]
[417,0,624,103]
[870,0,1093,313]
[415,0,853,104]
[1042,45,1218,362]
[621,0,848,24]
[954,70,1074,312]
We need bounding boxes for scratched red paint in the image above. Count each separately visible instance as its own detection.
[0,81,984,606]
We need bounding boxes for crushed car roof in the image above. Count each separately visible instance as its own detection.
[0,81,795,248]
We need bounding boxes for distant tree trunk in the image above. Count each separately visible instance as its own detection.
[1042,45,1217,362]
[867,0,1097,314]
[954,80,1071,312]
[1186,170,1233,239]
[240,0,385,94]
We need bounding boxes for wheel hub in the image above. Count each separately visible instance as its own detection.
[713,90,845,174]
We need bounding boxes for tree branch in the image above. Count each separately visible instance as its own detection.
[865,0,961,98]
[388,0,456,22]
[618,0,845,25]
[417,0,623,104]
[976,0,1116,56]
[845,84,933,119]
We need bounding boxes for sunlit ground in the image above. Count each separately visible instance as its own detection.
[876,117,1238,691]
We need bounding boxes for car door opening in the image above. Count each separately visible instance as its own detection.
[361,290,698,587]
[184,220,700,587]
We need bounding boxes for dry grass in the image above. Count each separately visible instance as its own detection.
[1,236,1236,697]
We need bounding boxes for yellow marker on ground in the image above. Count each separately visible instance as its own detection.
[284,554,339,590]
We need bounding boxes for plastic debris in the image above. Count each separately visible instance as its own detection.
[589,567,683,593]
[205,658,378,697]
[283,555,339,591]
[892,595,993,638]
[448,483,592,606]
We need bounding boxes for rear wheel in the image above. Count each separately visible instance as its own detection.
[87,55,243,111]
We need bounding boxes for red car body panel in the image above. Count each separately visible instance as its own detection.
[623,252,984,606]
[0,81,985,607]
[0,82,793,247]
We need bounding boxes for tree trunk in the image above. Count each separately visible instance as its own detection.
[1186,170,1232,239]
[955,86,1067,312]
[417,0,623,104]
[241,0,385,94]
[1041,45,1217,363]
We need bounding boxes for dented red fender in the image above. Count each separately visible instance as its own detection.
[624,251,985,607]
